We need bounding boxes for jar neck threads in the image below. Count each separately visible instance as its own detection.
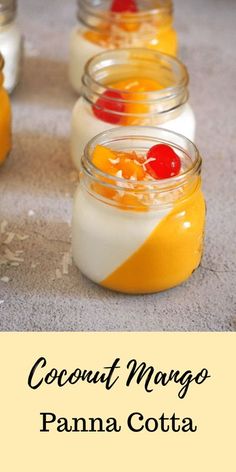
[77,0,173,32]
[81,127,202,210]
[82,48,189,121]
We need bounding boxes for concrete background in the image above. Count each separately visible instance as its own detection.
[0,0,235,331]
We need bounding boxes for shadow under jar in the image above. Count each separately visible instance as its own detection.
[72,126,206,294]
[71,48,195,170]
[0,53,11,166]
[69,0,178,93]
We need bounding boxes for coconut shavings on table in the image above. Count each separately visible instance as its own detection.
[0,217,73,287]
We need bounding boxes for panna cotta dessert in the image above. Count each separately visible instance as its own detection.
[71,48,195,170]
[0,54,12,166]
[69,0,178,92]
[72,127,206,294]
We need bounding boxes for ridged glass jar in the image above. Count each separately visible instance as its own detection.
[69,0,177,92]
[72,126,206,294]
[71,48,195,170]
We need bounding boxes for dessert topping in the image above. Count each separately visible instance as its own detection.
[111,0,138,13]
[146,144,181,179]
[92,90,125,125]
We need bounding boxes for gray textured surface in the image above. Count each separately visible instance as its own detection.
[0,0,235,331]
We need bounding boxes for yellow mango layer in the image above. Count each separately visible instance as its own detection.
[0,82,11,166]
[101,185,205,293]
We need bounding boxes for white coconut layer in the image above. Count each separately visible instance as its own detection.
[72,186,172,283]
[69,28,105,94]
[0,21,22,93]
[71,98,196,170]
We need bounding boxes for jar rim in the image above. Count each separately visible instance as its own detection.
[77,0,173,26]
[82,48,189,115]
[84,48,188,96]
[82,126,201,194]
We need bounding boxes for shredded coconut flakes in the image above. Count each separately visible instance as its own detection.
[0,220,8,234]
[3,232,15,245]
[1,276,10,283]
[109,158,120,165]
[17,234,29,241]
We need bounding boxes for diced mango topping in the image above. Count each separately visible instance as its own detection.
[92,144,118,176]
[111,78,163,92]
[92,145,146,180]
[91,145,149,209]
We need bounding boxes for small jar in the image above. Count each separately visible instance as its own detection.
[71,48,195,170]
[0,0,23,93]
[69,0,178,92]
[72,127,206,294]
[0,53,11,165]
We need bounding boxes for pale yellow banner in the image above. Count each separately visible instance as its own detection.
[0,333,235,471]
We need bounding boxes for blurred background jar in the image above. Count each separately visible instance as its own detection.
[0,53,11,165]
[0,0,23,93]
[69,0,178,93]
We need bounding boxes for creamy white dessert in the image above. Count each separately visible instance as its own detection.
[69,28,103,94]
[72,187,172,283]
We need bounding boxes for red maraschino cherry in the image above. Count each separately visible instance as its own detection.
[146,144,181,179]
[92,90,125,125]
[111,0,138,13]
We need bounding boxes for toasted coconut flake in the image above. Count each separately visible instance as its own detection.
[0,259,7,266]
[1,276,10,283]
[0,220,8,234]
[10,262,20,267]
[69,171,79,183]
[4,232,15,245]
[28,210,35,217]
[31,262,39,269]
[134,159,143,166]
[17,234,29,241]
[56,269,62,279]
[142,157,156,169]
[109,158,120,165]
[116,170,123,178]
[62,252,71,275]
[4,248,24,263]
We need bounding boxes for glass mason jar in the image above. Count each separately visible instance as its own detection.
[0,53,12,165]
[69,0,178,93]
[0,0,23,93]
[72,127,206,294]
[71,48,195,170]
